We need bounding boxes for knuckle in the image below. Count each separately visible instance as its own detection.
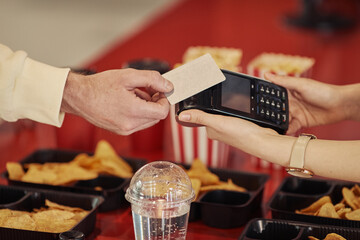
[149,70,161,79]
[120,121,135,134]
[159,107,170,119]
[193,114,203,124]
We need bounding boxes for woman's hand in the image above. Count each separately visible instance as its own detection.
[178,109,280,158]
[265,73,347,134]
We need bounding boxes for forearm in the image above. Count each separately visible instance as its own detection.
[340,83,360,121]
[253,134,360,182]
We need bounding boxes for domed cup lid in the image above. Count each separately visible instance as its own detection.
[125,161,195,208]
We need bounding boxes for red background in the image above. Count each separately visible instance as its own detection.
[1,0,360,239]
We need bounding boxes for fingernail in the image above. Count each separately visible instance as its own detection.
[165,80,173,91]
[179,113,190,121]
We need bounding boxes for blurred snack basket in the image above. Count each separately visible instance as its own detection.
[247,52,315,78]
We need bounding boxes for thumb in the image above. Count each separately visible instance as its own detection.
[178,109,215,126]
[126,69,174,93]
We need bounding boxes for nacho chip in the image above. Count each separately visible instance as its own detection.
[334,203,345,211]
[6,162,25,180]
[317,202,340,219]
[97,157,133,178]
[308,237,320,240]
[298,196,331,214]
[324,233,347,240]
[3,214,36,231]
[35,218,77,233]
[32,209,75,222]
[0,209,12,225]
[190,178,201,201]
[342,187,358,210]
[352,184,360,196]
[70,153,95,167]
[94,140,132,173]
[345,208,360,221]
[0,199,88,233]
[187,159,219,186]
[21,166,57,184]
[200,179,247,193]
[50,164,98,185]
[45,199,86,212]
[337,207,352,219]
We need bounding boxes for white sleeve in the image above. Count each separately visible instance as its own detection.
[0,43,70,127]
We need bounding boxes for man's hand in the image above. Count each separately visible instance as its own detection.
[61,68,173,135]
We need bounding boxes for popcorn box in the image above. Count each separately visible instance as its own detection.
[247,52,315,170]
[167,46,243,167]
[169,106,230,168]
[247,53,315,79]
[183,46,243,72]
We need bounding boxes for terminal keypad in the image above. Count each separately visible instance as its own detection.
[256,83,287,125]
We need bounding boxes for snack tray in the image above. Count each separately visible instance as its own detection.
[186,165,269,229]
[268,176,360,228]
[0,184,103,240]
[238,218,360,239]
[3,149,147,212]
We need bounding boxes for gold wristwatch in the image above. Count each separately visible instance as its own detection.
[285,133,316,178]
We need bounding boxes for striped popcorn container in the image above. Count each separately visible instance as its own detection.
[247,53,314,79]
[167,46,241,168]
[247,52,315,170]
[169,106,230,168]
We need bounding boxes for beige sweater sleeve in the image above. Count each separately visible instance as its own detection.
[0,44,70,127]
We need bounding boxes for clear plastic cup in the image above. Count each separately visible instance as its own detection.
[125,161,195,240]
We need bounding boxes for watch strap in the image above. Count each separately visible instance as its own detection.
[286,133,316,178]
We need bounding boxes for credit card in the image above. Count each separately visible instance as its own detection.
[163,53,226,105]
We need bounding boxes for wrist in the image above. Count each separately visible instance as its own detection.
[259,134,297,167]
[61,71,86,115]
[340,84,360,121]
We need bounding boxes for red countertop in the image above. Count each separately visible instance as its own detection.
[1,0,360,239]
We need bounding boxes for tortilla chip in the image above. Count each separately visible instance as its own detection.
[324,233,347,240]
[190,178,201,201]
[298,196,332,214]
[345,208,360,221]
[6,162,25,180]
[200,179,247,193]
[94,140,132,173]
[342,187,358,210]
[187,159,219,186]
[2,214,36,231]
[308,237,320,240]
[45,199,86,212]
[317,202,340,219]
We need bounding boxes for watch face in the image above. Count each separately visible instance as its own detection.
[286,168,313,178]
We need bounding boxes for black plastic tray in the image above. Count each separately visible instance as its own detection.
[238,218,360,240]
[3,149,147,212]
[268,176,360,228]
[0,184,103,240]
[186,166,269,229]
